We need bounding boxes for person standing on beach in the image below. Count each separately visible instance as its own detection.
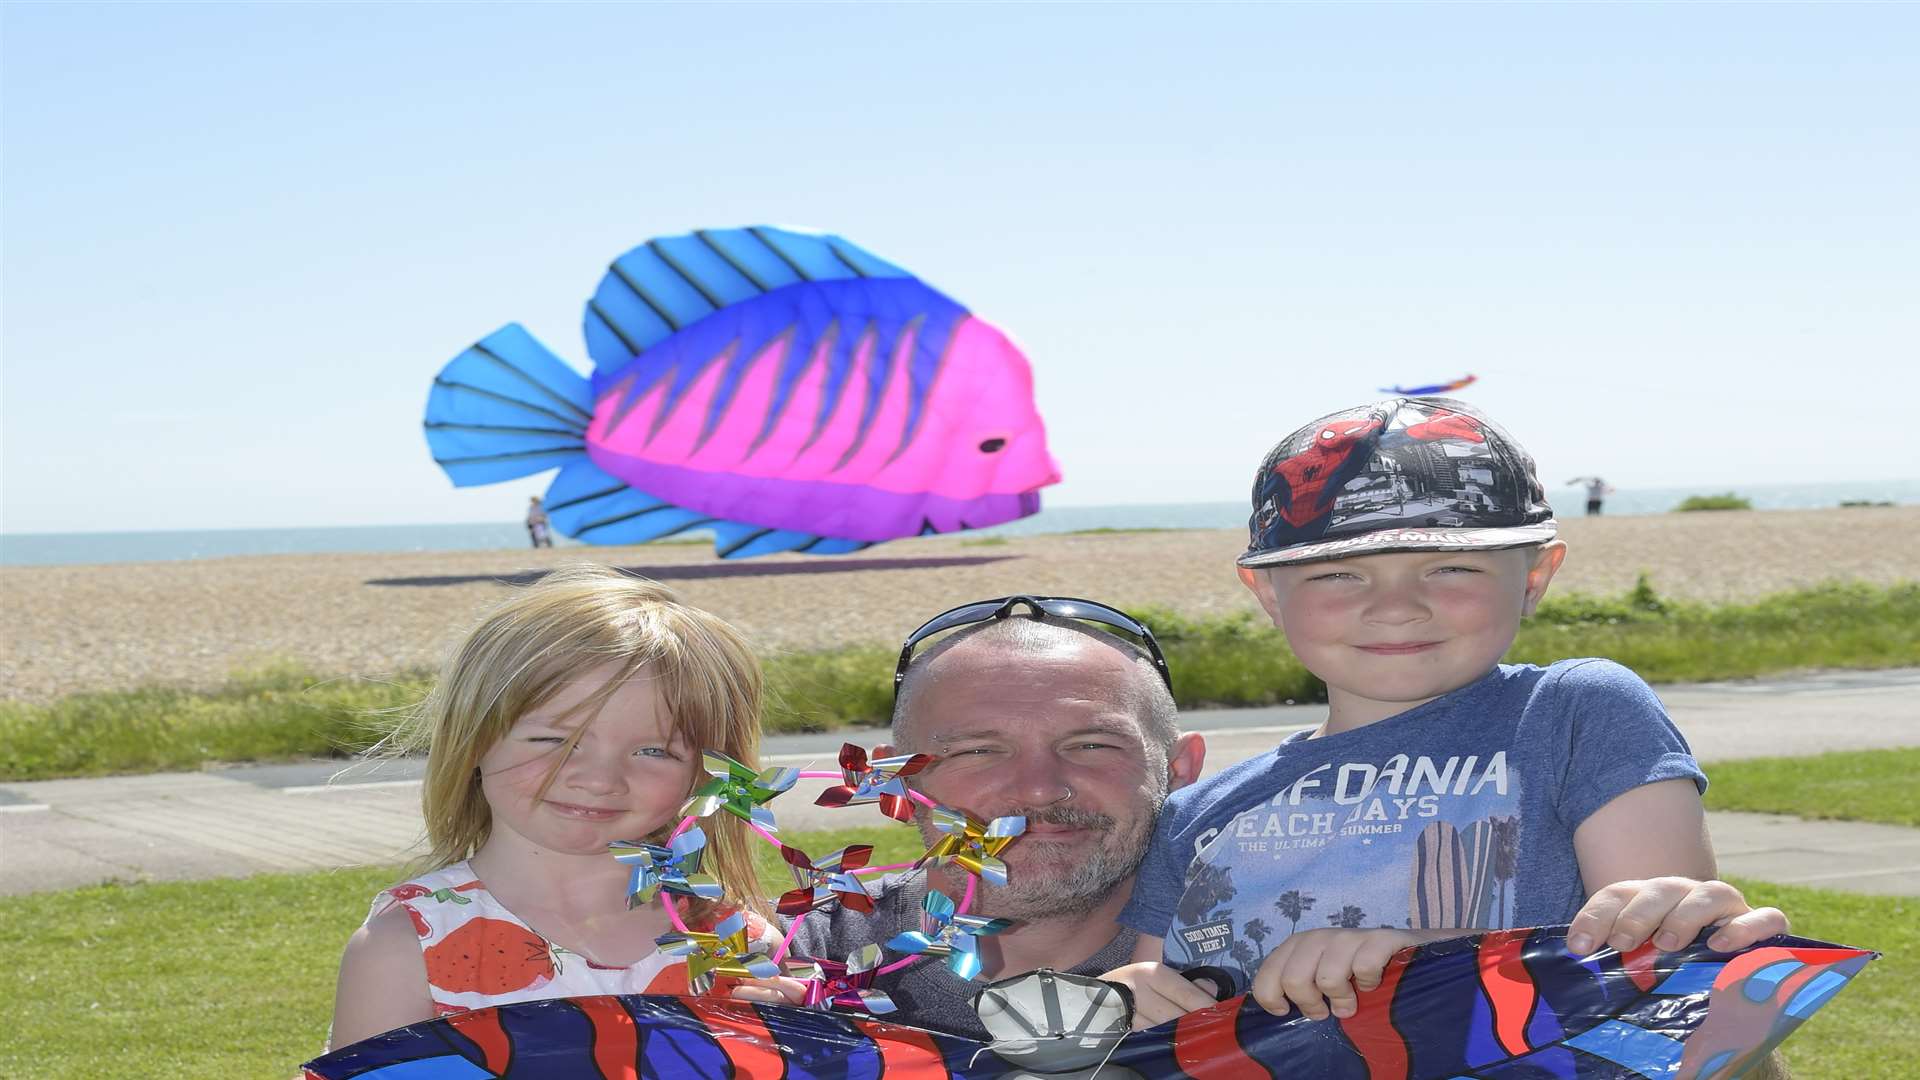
[1570,475,1613,515]
[525,495,553,548]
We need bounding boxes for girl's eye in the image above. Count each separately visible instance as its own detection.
[634,746,672,759]
[526,735,565,744]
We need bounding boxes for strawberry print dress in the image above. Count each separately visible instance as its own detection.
[369,861,777,1017]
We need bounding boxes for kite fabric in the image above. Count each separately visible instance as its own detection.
[423,226,1062,558]
[305,927,1873,1079]
[1381,373,1479,396]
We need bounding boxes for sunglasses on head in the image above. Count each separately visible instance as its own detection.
[893,595,1172,700]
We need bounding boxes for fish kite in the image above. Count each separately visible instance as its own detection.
[1381,373,1478,396]
[424,226,1062,558]
[306,928,1875,1079]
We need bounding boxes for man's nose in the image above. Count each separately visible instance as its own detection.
[1002,753,1070,808]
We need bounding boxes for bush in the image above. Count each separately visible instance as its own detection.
[1674,492,1752,512]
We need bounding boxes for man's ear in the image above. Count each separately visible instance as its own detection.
[1167,733,1206,792]
[1521,541,1568,617]
[1237,566,1284,627]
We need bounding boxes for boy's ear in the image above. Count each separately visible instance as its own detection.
[1521,541,1568,616]
[1237,566,1285,626]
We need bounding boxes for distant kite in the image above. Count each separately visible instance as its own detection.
[424,227,1061,558]
[1382,373,1478,396]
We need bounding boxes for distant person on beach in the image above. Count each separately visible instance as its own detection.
[734,593,1785,1042]
[1104,398,1776,1030]
[524,495,553,548]
[1570,475,1614,515]
[327,567,776,1049]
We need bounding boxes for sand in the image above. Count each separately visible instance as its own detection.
[3,506,1916,704]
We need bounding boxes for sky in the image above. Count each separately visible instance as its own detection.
[3,2,1915,534]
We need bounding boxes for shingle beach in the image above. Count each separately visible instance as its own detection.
[4,506,1916,704]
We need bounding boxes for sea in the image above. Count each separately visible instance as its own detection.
[4,480,1915,567]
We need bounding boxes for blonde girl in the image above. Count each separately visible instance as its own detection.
[329,566,774,1048]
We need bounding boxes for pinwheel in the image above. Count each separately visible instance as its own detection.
[1380,373,1477,396]
[885,888,1014,980]
[775,843,877,916]
[813,743,934,822]
[783,944,897,1014]
[913,806,1025,887]
[607,827,720,908]
[423,226,1062,558]
[653,911,779,993]
[679,751,798,831]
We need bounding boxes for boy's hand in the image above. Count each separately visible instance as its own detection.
[1253,928,1447,1020]
[1099,961,1226,1030]
[727,975,808,1005]
[1567,877,1789,956]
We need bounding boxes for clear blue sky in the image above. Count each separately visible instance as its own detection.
[4,2,1915,533]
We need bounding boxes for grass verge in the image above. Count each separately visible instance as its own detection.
[1706,749,1920,827]
[3,579,1915,781]
[0,857,1903,1077]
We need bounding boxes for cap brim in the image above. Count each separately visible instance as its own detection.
[1238,522,1560,569]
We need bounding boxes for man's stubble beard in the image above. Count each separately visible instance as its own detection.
[921,790,1167,924]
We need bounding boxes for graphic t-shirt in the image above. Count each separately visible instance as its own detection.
[1118,660,1704,993]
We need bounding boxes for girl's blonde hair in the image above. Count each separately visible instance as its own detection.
[387,564,769,923]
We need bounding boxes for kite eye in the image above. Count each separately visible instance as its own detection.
[978,438,1007,454]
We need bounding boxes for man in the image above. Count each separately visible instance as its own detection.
[770,595,1790,1054]
[785,596,1204,1039]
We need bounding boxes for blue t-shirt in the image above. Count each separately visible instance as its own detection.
[1118,659,1704,992]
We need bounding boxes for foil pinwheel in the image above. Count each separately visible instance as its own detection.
[680,751,799,831]
[775,843,877,916]
[655,911,779,993]
[813,743,934,822]
[885,888,1014,980]
[782,944,897,1014]
[913,806,1025,887]
[608,827,720,909]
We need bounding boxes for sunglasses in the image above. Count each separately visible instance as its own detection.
[893,595,1172,699]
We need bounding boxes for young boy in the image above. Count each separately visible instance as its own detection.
[1110,397,1738,1026]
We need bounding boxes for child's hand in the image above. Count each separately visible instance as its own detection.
[727,975,808,1005]
[1252,928,1442,1021]
[1099,962,1226,1030]
[1567,877,1789,956]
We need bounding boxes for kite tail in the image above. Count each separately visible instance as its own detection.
[424,323,596,486]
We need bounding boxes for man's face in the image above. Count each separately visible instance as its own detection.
[895,635,1166,922]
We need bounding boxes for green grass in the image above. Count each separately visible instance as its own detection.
[0,858,1902,1077]
[1706,749,1920,827]
[1676,492,1754,511]
[4,579,1916,781]
[1729,878,1917,1076]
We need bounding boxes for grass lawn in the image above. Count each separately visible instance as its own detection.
[0,831,1905,1078]
[1706,749,1920,827]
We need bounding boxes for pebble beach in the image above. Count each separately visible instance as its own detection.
[4,506,1916,704]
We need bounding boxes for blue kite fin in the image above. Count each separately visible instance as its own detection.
[424,324,594,486]
[542,459,871,558]
[581,225,915,375]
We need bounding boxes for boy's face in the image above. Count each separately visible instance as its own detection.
[1240,543,1566,728]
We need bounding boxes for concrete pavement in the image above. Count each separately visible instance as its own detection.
[3,668,1916,897]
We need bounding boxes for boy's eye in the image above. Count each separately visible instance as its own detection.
[1434,565,1482,575]
[1307,571,1358,582]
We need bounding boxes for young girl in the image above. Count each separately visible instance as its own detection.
[328,565,775,1048]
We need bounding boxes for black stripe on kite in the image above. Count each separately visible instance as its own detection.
[695,230,774,293]
[607,261,684,332]
[748,227,815,282]
[432,376,588,432]
[647,240,726,311]
[587,300,644,357]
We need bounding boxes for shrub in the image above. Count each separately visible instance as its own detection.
[1674,493,1752,512]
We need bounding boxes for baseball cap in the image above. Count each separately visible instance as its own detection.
[1240,397,1558,568]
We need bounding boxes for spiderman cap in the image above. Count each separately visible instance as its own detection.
[1240,397,1558,569]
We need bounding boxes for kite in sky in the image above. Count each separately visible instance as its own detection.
[424,227,1061,559]
[307,743,1874,1080]
[1382,373,1478,395]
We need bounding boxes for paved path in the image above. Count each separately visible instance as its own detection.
[3,669,1916,897]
